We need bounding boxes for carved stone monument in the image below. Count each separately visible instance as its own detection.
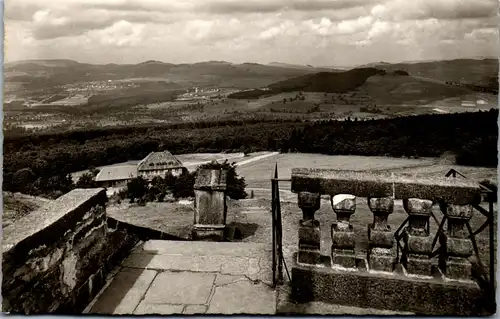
[192,169,228,241]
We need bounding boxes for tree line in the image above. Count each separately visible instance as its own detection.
[4,109,497,197]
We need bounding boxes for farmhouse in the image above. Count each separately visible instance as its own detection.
[137,150,186,181]
[94,165,137,188]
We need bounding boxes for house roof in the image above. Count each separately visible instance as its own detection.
[137,151,185,171]
[95,165,138,182]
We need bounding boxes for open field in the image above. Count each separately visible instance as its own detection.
[3,192,52,228]
[236,153,440,188]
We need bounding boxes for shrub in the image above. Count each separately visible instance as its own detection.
[393,70,409,76]
[12,168,36,192]
[125,176,148,203]
[172,170,196,198]
[76,172,97,188]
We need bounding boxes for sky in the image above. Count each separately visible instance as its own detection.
[4,0,500,67]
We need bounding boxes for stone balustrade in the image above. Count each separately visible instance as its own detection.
[291,168,481,277]
[290,168,489,315]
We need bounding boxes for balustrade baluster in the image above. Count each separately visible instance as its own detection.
[402,198,433,276]
[297,192,321,265]
[439,203,474,280]
[367,197,396,272]
[330,194,357,269]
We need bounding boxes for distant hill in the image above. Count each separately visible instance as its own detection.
[228,68,385,98]
[268,68,385,92]
[351,72,471,106]
[4,59,318,90]
[356,58,498,88]
[267,62,339,72]
[6,58,497,98]
[228,66,478,107]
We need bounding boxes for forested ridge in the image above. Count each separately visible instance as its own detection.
[4,110,497,197]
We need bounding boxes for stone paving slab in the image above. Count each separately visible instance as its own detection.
[88,240,276,315]
[123,252,224,272]
[183,304,208,314]
[89,268,157,314]
[142,271,216,304]
[141,239,270,256]
[207,279,276,314]
[134,302,184,315]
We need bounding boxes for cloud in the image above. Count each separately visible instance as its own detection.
[30,9,117,40]
[4,0,499,65]
[202,0,382,14]
[372,0,498,21]
[87,20,145,47]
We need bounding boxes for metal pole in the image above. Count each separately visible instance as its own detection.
[271,174,276,288]
[489,196,495,307]
[275,163,284,283]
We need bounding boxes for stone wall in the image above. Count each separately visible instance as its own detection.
[2,188,139,314]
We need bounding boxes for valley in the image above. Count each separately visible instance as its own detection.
[4,58,498,134]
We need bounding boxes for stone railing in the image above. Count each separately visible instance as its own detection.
[2,189,140,314]
[290,168,491,315]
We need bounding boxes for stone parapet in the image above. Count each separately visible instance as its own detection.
[2,189,139,314]
[291,254,489,316]
[291,168,482,205]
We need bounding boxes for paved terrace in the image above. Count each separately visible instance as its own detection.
[85,240,412,315]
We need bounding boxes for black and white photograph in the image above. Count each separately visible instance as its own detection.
[2,0,499,315]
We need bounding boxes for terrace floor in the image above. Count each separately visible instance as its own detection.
[85,239,413,315]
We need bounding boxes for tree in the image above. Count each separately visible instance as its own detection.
[172,170,196,198]
[76,172,97,188]
[89,166,100,177]
[126,177,148,203]
[12,168,36,192]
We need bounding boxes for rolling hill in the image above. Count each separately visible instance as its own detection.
[267,68,385,93]
[350,72,472,106]
[4,59,320,90]
[228,68,385,98]
[228,67,481,110]
[357,58,498,88]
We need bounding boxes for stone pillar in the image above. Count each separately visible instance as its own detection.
[192,169,228,241]
[402,198,433,276]
[330,194,357,268]
[439,203,474,280]
[367,197,396,272]
[297,192,321,265]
